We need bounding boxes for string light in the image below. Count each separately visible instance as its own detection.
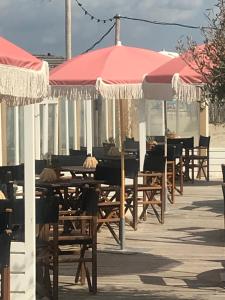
[74,0,113,23]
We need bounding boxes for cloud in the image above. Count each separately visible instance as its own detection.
[0,0,216,56]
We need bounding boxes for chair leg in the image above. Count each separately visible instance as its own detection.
[52,223,58,300]
[133,176,138,230]
[75,246,86,285]
[1,266,10,300]
[207,157,210,181]
[180,158,184,194]
[92,216,97,294]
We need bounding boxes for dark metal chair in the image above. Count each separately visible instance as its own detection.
[35,159,48,175]
[0,200,12,300]
[190,135,210,181]
[124,138,139,156]
[51,154,86,168]
[134,149,166,226]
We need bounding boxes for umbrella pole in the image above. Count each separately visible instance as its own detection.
[119,98,125,250]
[164,100,168,212]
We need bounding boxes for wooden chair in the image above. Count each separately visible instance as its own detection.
[12,188,59,299]
[95,157,139,239]
[132,151,166,226]
[167,139,184,195]
[147,144,176,204]
[189,135,210,181]
[0,203,12,300]
[95,162,121,243]
[54,187,98,294]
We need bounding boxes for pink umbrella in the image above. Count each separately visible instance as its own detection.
[143,47,208,102]
[0,36,49,298]
[50,44,171,99]
[50,44,172,249]
[0,36,49,105]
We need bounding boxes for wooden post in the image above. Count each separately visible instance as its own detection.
[34,104,41,159]
[86,100,93,155]
[1,102,7,165]
[53,102,59,155]
[139,100,146,171]
[24,104,36,299]
[14,106,20,164]
[42,103,49,157]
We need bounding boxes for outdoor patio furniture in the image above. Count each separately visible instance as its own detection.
[221,164,225,182]
[0,164,24,184]
[69,149,87,156]
[168,137,194,182]
[124,137,139,156]
[35,159,48,175]
[58,165,95,178]
[56,187,98,294]
[10,189,59,299]
[51,154,86,168]
[189,135,210,181]
[132,150,166,226]
[92,147,106,159]
[95,157,139,239]
[0,201,12,300]
[167,139,184,195]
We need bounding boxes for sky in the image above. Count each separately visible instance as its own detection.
[0,0,217,57]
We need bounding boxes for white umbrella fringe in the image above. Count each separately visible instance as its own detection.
[50,78,143,101]
[142,73,203,103]
[0,61,49,106]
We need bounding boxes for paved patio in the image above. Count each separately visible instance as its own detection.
[59,180,225,299]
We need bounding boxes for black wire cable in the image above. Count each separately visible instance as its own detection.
[82,23,115,54]
[120,16,207,30]
[74,0,210,30]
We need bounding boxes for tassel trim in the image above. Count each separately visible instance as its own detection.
[0,61,49,106]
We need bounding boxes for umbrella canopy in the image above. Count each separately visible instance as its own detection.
[0,36,49,105]
[50,44,171,100]
[143,47,207,102]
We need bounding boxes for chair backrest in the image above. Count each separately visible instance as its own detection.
[124,139,139,151]
[51,155,86,167]
[12,193,59,225]
[95,157,139,185]
[35,159,47,175]
[199,135,210,148]
[0,201,12,267]
[168,137,194,150]
[144,149,166,173]
[69,149,87,156]
[92,147,105,159]
[221,164,225,182]
[0,164,24,184]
